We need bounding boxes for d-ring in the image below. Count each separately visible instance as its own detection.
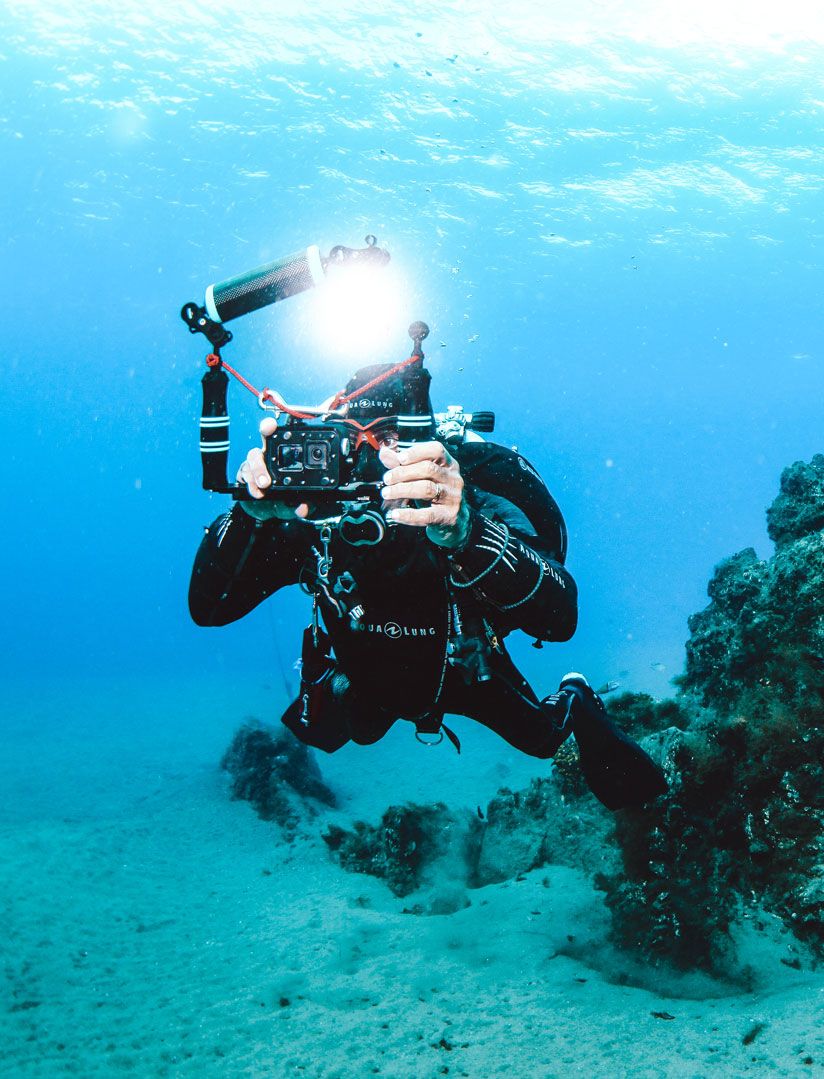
[432,483,444,504]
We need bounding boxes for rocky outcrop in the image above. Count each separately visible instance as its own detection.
[324,803,482,912]
[221,723,336,833]
[766,452,824,549]
[476,775,616,885]
[604,693,690,741]
[680,455,824,716]
[322,769,616,906]
[600,455,824,973]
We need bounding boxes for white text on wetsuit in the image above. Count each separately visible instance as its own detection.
[360,622,437,639]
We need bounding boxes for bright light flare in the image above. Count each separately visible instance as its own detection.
[304,259,410,370]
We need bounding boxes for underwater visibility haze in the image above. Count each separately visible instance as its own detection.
[1,2,823,1076]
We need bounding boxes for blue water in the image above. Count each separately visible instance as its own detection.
[3,5,822,699]
[1,3,822,1074]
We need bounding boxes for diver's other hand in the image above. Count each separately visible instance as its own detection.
[237,418,311,521]
[379,440,470,547]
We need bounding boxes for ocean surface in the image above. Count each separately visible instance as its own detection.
[2,3,822,1076]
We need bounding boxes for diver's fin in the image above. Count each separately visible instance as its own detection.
[559,674,668,811]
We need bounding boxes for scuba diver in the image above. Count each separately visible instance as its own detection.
[188,357,667,811]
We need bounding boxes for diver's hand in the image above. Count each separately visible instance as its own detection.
[237,418,311,521]
[379,440,470,547]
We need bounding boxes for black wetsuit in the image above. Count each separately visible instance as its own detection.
[189,442,578,757]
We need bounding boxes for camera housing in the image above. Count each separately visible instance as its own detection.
[267,425,341,490]
[263,418,380,501]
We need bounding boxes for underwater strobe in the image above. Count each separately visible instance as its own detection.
[181,235,391,348]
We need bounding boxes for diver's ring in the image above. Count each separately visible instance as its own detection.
[432,483,444,505]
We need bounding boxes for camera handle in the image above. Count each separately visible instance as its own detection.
[396,322,435,448]
[198,358,233,494]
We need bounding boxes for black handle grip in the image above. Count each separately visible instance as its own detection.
[200,366,230,492]
[468,411,495,434]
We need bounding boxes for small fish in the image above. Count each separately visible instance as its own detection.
[468,333,479,343]
[651,1011,675,1021]
[650,661,666,672]
[596,680,621,696]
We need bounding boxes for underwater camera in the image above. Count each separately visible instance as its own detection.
[265,406,498,493]
[181,237,494,510]
[256,321,439,505]
[263,419,376,501]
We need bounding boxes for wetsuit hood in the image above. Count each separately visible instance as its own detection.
[343,362,433,424]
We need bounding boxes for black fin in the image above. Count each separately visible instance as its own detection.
[566,685,668,811]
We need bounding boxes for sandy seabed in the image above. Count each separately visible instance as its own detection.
[2,679,822,1078]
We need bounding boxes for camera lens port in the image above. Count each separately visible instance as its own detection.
[306,441,329,469]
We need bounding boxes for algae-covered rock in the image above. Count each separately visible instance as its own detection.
[321,760,619,908]
[680,549,769,710]
[605,693,691,741]
[477,777,616,885]
[766,453,824,549]
[323,803,482,899]
[602,705,824,971]
[600,454,824,974]
[322,773,616,904]
[681,457,824,715]
[221,722,336,833]
[599,722,742,971]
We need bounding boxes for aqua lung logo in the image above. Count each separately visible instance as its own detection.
[351,398,395,412]
[363,622,437,638]
[517,456,542,481]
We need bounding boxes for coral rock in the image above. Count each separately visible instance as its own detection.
[601,455,824,974]
[221,722,336,832]
[476,777,616,885]
[324,803,481,900]
[766,453,824,548]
